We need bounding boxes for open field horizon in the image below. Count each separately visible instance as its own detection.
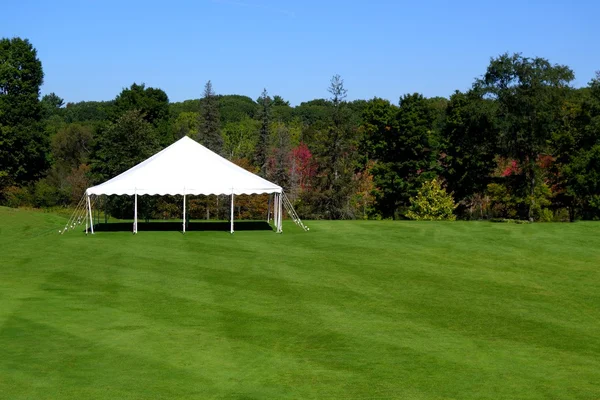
[1,207,599,399]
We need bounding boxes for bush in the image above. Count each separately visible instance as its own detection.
[406,179,456,221]
[529,183,552,221]
[486,183,520,219]
[155,197,181,219]
[33,178,65,208]
[3,186,33,208]
[490,218,530,224]
[538,208,554,222]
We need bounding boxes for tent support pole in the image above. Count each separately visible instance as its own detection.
[273,193,277,231]
[87,194,94,235]
[277,192,283,233]
[85,195,89,235]
[267,194,272,223]
[273,193,281,233]
[230,191,234,234]
[183,192,186,234]
[134,191,138,234]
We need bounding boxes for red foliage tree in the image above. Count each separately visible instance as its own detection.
[290,142,316,191]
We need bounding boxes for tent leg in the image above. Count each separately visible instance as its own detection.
[85,196,89,235]
[267,194,272,223]
[87,194,94,235]
[134,192,138,234]
[230,192,234,234]
[183,193,186,234]
[277,192,283,233]
[273,193,282,233]
[273,193,277,231]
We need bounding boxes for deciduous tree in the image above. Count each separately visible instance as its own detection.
[91,109,159,180]
[441,91,498,209]
[112,83,169,126]
[363,94,438,218]
[0,37,48,189]
[474,53,574,220]
[406,178,456,221]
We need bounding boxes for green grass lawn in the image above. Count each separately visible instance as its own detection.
[1,207,599,399]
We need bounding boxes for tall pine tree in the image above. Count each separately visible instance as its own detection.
[255,88,271,177]
[197,80,223,154]
[311,75,356,219]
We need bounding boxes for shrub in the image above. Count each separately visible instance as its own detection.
[33,179,64,208]
[538,208,554,222]
[486,183,520,219]
[529,183,552,221]
[490,218,530,224]
[3,186,33,208]
[406,179,456,221]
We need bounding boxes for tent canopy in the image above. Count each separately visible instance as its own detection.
[86,136,282,196]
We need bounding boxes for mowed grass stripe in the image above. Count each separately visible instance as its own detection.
[0,207,599,399]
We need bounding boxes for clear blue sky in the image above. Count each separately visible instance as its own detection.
[2,0,598,105]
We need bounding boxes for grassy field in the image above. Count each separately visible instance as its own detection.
[0,206,599,399]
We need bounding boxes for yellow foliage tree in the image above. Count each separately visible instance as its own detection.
[406,179,457,221]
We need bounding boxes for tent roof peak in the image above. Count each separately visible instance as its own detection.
[86,136,282,196]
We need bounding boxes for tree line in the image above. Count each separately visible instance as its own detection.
[2,37,600,221]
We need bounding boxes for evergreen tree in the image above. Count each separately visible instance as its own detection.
[311,74,356,219]
[255,88,271,176]
[197,80,223,154]
[40,92,65,119]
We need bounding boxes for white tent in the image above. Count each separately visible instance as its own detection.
[84,136,284,234]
